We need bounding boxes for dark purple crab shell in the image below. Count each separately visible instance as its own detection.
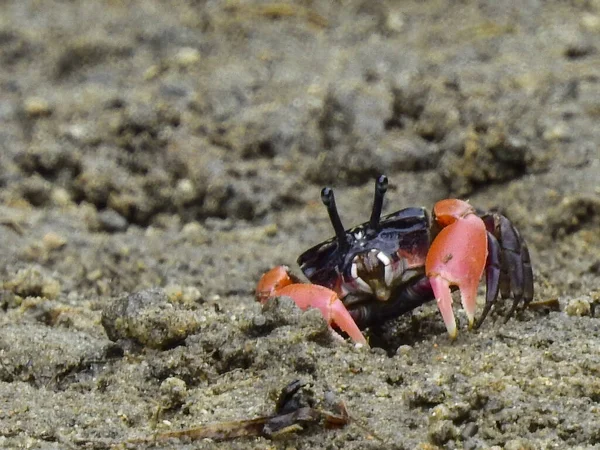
[297,207,432,299]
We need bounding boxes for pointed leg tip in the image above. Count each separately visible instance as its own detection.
[329,299,368,346]
[438,299,457,339]
[464,308,476,330]
[350,332,368,347]
[434,293,457,340]
[354,339,368,348]
[459,289,477,325]
[446,323,458,339]
[467,317,475,330]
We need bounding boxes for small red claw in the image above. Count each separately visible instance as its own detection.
[425,200,488,338]
[256,266,367,346]
[275,284,367,345]
[256,265,295,303]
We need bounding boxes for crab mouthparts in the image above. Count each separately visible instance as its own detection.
[350,250,394,301]
[369,279,391,301]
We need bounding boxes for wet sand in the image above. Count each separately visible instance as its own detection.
[0,1,599,448]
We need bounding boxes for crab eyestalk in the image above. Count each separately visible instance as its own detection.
[321,187,349,252]
[369,175,388,231]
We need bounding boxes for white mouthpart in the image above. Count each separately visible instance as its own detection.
[350,262,373,294]
[384,264,393,286]
[376,252,393,286]
[351,262,358,280]
[376,251,391,266]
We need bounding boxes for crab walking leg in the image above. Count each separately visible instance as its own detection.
[426,201,488,338]
[274,284,367,345]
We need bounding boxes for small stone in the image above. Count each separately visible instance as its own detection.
[396,345,412,356]
[181,221,205,236]
[375,386,390,398]
[86,269,103,282]
[542,122,570,142]
[180,221,209,245]
[565,296,591,317]
[175,178,196,204]
[24,97,52,117]
[252,315,267,327]
[64,124,87,140]
[504,439,535,450]
[461,422,478,439]
[174,47,201,67]
[98,209,129,233]
[101,287,201,349]
[263,223,278,237]
[430,404,451,421]
[165,285,203,304]
[144,64,161,80]
[160,377,187,408]
[62,123,99,145]
[405,382,445,407]
[385,11,405,32]
[428,419,456,445]
[4,266,61,299]
[20,175,53,206]
[50,187,72,206]
[183,286,202,303]
[42,232,67,251]
[581,13,600,32]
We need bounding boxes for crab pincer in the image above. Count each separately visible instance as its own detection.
[425,199,488,339]
[256,266,368,346]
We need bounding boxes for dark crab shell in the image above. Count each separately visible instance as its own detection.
[297,207,432,299]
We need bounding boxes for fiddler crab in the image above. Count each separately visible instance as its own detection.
[256,175,534,346]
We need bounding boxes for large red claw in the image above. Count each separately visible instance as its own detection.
[256,266,367,346]
[425,200,488,338]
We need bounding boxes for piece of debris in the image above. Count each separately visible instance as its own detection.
[128,380,350,444]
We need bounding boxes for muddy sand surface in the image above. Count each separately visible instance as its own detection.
[1,1,600,449]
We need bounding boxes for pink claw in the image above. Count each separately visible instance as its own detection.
[256,266,367,346]
[425,200,488,338]
[275,284,367,345]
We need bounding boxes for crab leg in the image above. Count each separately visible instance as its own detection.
[425,200,488,338]
[256,266,367,345]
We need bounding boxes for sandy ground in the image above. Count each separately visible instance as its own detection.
[0,1,599,449]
